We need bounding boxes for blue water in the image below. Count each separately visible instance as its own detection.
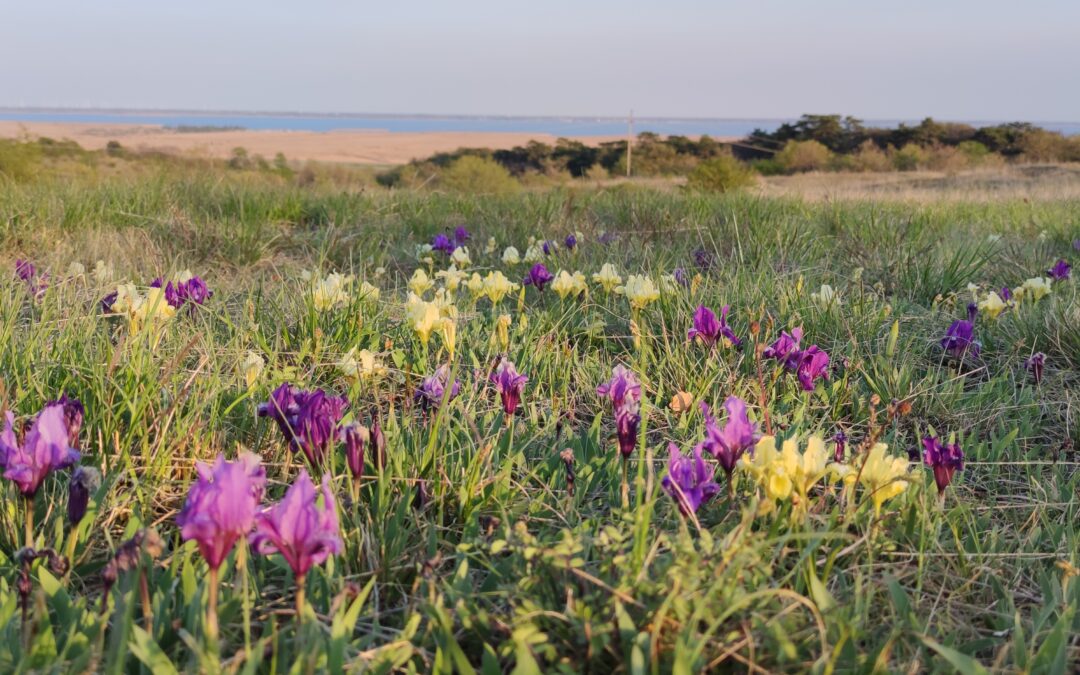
[2,110,1078,137]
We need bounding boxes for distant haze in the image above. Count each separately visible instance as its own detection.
[2,0,1078,122]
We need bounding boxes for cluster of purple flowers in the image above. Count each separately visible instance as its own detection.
[1,402,82,498]
[178,453,342,580]
[687,304,741,348]
[14,259,48,298]
[1047,259,1071,282]
[922,435,964,494]
[415,365,462,412]
[523,263,554,291]
[763,327,831,391]
[660,443,720,516]
[940,304,980,360]
[151,275,213,310]
[661,396,759,514]
[696,397,759,478]
[491,358,528,415]
[597,365,641,458]
[431,226,471,255]
[258,384,348,466]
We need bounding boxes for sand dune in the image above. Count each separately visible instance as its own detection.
[0,121,626,166]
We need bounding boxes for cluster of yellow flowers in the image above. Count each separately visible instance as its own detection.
[405,292,457,355]
[1013,276,1052,303]
[108,283,176,345]
[615,275,661,310]
[969,276,1053,321]
[591,263,623,293]
[551,270,588,300]
[337,347,388,381]
[303,271,354,311]
[739,435,912,517]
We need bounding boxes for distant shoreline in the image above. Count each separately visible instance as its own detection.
[2,109,1078,138]
[0,120,641,165]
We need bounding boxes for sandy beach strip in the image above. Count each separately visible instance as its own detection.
[0,121,631,166]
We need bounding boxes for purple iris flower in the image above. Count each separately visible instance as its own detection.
[523,263,554,291]
[100,290,119,313]
[1047,259,1071,281]
[258,384,348,466]
[833,431,847,462]
[1000,286,1013,302]
[251,470,343,579]
[673,268,689,288]
[661,443,721,515]
[153,275,212,309]
[339,422,369,480]
[687,305,741,348]
[415,365,461,412]
[68,465,101,525]
[598,231,618,245]
[697,397,759,477]
[15,259,36,282]
[46,393,85,449]
[176,451,266,570]
[491,358,528,415]
[1,404,81,497]
[614,403,641,458]
[598,366,642,458]
[940,316,980,360]
[453,226,471,245]
[431,233,454,255]
[596,365,642,412]
[796,346,831,391]
[564,234,577,250]
[692,248,714,272]
[922,436,963,494]
[764,327,804,369]
[1025,352,1046,384]
[541,240,556,256]
[14,259,48,297]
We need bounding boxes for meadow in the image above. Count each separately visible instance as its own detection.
[1,167,1078,673]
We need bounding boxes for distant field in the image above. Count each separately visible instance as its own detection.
[0,151,1078,671]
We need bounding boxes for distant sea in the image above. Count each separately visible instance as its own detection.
[1,110,1078,137]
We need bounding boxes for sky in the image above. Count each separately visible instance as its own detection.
[2,0,1078,121]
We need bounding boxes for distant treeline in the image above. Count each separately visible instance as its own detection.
[379,114,1080,186]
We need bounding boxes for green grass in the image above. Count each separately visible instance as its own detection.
[0,172,1078,672]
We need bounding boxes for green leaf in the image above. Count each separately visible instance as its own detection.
[129,625,179,675]
[918,635,988,675]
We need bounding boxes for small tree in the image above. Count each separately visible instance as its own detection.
[438,156,520,194]
[685,156,757,192]
[775,140,832,173]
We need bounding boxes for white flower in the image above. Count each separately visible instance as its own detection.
[338,347,387,381]
[242,351,264,389]
[615,275,660,310]
[811,284,840,307]
[524,244,544,263]
[93,260,114,285]
[591,263,623,293]
[450,246,471,266]
[502,246,521,265]
[485,237,497,254]
[68,262,86,276]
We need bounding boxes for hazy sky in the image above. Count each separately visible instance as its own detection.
[3,0,1078,121]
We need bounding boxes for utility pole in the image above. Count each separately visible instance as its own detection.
[626,109,633,178]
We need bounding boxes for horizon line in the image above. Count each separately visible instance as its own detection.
[0,106,1076,126]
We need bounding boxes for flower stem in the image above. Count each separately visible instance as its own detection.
[237,540,252,661]
[205,566,220,655]
[24,498,34,549]
[295,574,306,623]
[620,457,629,509]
